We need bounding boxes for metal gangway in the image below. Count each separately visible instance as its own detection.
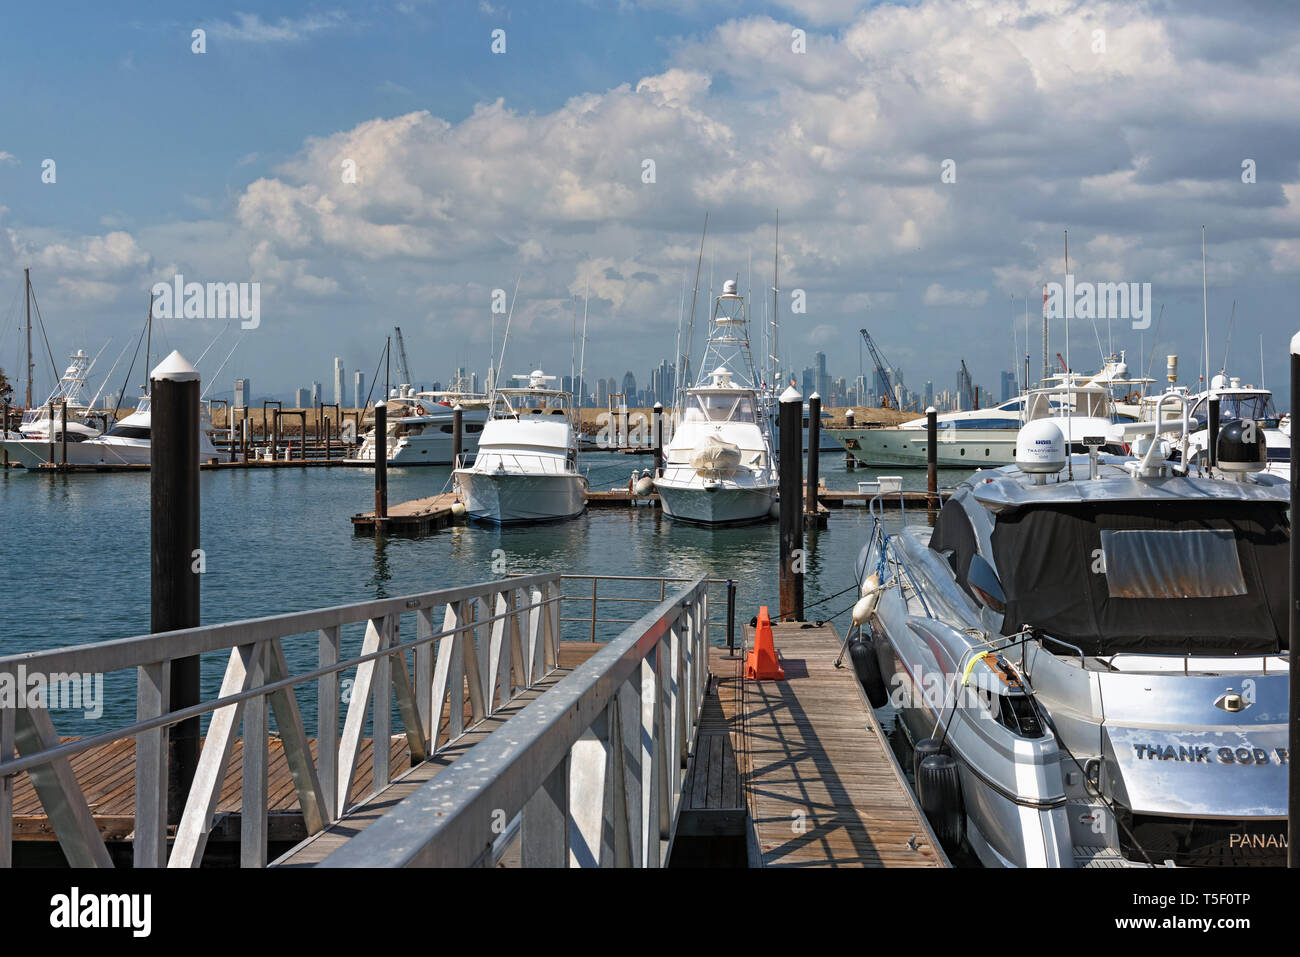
[0,573,717,868]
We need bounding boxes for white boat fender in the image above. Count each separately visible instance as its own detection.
[634,475,655,496]
[851,575,882,625]
[450,502,467,519]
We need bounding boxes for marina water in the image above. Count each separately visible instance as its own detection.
[0,453,968,734]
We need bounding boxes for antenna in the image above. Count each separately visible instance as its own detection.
[577,279,589,410]
[1220,299,1236,377]
[1064,229,1072,481]
[492,275,522,404]
[1201,225,1210,392]
[681,213,707,417]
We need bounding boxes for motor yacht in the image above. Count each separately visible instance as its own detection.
[655,280,778,525]
[349,387,489,466]
[850,391,1289,867]
[452,371,587,524]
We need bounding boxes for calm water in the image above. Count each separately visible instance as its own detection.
[0,452,969,732]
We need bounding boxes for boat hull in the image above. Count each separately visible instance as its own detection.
[348,431,481,466]
[655,480,776,525]
[827,427,1018,468]
[454,470,587,525]
[0,438,215,467]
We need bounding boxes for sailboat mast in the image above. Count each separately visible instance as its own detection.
[772,210,779,388]
[1202,225,1210,391]
[24,268,32,407]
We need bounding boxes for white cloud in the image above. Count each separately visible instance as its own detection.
[923,284,989,307]
[203,11,348,44]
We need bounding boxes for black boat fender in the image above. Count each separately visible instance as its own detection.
[916,750,964,850]
[848,632,888,708]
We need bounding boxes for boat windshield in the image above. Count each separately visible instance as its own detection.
[688,392,754,423]
[1026,389,1108,420]
[1189,392,1279,429]
[988,501,1288,656]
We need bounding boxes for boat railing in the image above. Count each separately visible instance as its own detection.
[542,574,738,648]
[0,572,567,868]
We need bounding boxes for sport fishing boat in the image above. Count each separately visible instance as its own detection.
[452,371,587,524]
[349,387,489,466]
[850,391,1289,867]
[2,348,112,450]
[655,280,778,525]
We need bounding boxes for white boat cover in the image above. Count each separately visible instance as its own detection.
[691,435,741,472]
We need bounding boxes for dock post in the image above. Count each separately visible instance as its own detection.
[325,416,331,461]
[726,579,737,656]
[1207,397,1220,470]
[60,401,67,466]
[47,402,54,465]
[806,392,821,521]
[374,401,388,522]
[926,406,938,510]
[653,402,663,475]
[1290,333,1299,867]
[150,350,202,824]
[452,403,463,467]
[779,384,804,622]
[844,408,855,470]
[2,398,8,468]
[241,409,249,463]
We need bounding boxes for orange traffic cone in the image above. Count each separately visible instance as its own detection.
[746,606,785,680]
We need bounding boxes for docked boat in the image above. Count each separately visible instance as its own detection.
[452,371,587,524]
[829,376,1126,469]
[349,387,489,466]
[850,393,1290,867]
[655,280,778,525]
[1146,371,1288,478]
[4,348,112,446]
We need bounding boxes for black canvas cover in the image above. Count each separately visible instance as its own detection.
[929,499,979,600]
[989,501,1288,656]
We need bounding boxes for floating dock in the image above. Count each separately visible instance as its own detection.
[351,492,465,535]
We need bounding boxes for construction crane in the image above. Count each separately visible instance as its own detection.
[958,358,975,410]
[859,328,901,409]
[393,326,412,386]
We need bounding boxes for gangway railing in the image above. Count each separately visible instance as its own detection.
[318,577,710,867]
[0,573,565,868]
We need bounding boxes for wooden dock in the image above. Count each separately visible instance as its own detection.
[725,621,946,868]
[351,491,466,535]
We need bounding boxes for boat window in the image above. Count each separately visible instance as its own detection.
[104,425,151,440]
[998,400,1023,413]
[1100,529,1247,599]
[1190,393,1279,429]
[695,393,754,423]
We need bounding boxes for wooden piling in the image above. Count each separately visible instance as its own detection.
[150,351,202,823]
[778,384,804,622]
[374,401,388,522]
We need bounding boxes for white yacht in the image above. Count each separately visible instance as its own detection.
[655,280,778,525]
[452,371,587,524]
[349,387,489,467]
[830,376,1127,469]
[1144,371,1288,478]
[6,349,111,445]
[3,392,220,467]
[850,396,1289,867]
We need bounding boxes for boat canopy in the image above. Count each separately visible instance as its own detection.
[981,500,1289,656]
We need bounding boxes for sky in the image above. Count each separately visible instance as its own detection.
[2,0,1299,405]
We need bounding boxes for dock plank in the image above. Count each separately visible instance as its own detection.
[723,623,945,868]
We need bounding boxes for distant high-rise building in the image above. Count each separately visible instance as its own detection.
[311,381,322,407]
[1000,370,1017,403]
[333,358,345,406]
[597,377,609,408]
[621,371,637,399]
[353,370,365,409]
[924,380,934,410]
[234,377,252,409]
[470,372,479,394]
[295,387,311,408]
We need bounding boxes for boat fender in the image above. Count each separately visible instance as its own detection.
[848,634,888,708]
[450,502,467,519]
[912,737,947,781]
[768,500,780,520]
[916,753,964,850]
[634,475,655,496]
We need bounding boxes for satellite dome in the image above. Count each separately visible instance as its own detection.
[1016,420,1066,480]
[722,279,738,296]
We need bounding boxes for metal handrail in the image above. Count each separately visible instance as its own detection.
[0,573,565,869]
[318,578,711,868]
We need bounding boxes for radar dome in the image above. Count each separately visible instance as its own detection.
[1216,421,1266,473]
[722,279,738,296]
[1016,420,1066,477]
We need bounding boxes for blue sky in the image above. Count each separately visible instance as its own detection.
[3,0,1300,405]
